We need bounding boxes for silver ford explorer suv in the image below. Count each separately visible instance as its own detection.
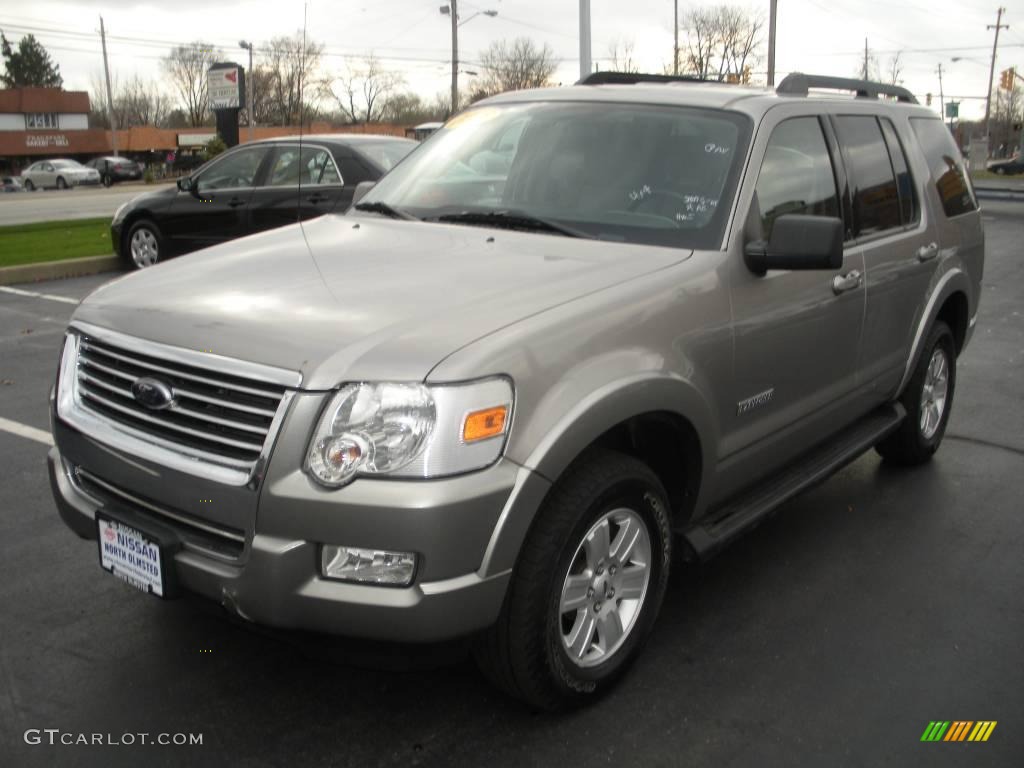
[49,73,984,709]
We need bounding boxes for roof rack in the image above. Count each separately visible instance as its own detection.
[776,73,918,104]
[579,71,708,86]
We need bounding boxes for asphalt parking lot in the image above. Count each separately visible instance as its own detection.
[1,202,1022,768]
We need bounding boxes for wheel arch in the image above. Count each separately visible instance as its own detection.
[480,376,715,578]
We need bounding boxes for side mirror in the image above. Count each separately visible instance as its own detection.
[351,180,375,207]
[744,214,843,276]
[176,176,193,193]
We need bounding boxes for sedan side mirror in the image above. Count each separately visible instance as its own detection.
[176,176,193,193]
[352,180,376,207]
[744,214,844,276]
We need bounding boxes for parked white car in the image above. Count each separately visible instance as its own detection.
[21,159,101,191]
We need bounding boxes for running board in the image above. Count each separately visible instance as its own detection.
[683,403,906,560]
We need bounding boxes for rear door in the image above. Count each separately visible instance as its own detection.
[248,143,348,235]
[832,113,935,394]
[163,144,271,253]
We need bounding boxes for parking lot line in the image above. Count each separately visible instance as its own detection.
[0,286,79,306]
[0,416,53,446]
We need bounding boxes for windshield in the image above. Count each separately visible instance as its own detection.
[360,101,751,248]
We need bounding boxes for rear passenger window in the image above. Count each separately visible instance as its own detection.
[754,116,840,240]
[910,118,977,217]
[879,118,919,226]
[834,116,901,237]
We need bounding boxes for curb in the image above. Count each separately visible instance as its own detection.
[0,255,122,286]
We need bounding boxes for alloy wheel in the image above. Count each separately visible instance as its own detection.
[130,228,159,268]
[919,347,949,439]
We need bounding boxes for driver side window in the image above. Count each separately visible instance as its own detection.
[755,116,840,240]
[195,147,268,193]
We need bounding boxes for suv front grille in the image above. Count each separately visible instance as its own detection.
[75,335,285,464]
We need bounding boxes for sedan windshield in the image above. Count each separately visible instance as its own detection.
[360,101,751,248]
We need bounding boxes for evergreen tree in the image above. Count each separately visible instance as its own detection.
[1,32,63,88]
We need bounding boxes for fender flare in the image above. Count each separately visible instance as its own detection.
[479,374,716,578]
[895,267,971,398]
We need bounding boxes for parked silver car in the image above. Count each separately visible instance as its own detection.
[21,159,101,190]
[49,74,984,709]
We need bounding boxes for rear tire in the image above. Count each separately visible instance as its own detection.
[876,321,956,465]
[24,179,34,191]
[56,177,67,190]
[474,449,672,710]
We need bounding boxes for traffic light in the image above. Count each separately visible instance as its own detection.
[926,92,932,106]
[1000,68,1015,90]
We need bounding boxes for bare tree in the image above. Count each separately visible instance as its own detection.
[680,6,764,83]
[478,37,557,97]
[162,42,218,127]
[91,72,173,128]
[856,47,903,85]
[605,39,639,74]
[323,54,403,124]
[263,33,323,125]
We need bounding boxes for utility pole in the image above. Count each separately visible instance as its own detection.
[673,0,678,76]
[99,16,117,157]
[984,6,1009,153]
[767,0,777,86]
[579,0,591,81]
[450,0,459,114]
[239,41,254,142]
[863,38,869,80]
[936,62,945,123]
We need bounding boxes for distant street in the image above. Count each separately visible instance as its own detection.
[0,183,173,226]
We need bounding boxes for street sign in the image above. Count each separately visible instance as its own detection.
[208,65,243,110]
[945,101,959,119]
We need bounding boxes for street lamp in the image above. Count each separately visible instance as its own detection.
[239,40,254,143]
[440,3,497,115]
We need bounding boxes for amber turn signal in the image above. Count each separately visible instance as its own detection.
[462,406,508,443]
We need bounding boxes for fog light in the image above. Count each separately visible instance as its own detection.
[321,545,417,586]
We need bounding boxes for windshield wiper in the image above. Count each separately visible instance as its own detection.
[433,210,587,239]
[353,201,418,221]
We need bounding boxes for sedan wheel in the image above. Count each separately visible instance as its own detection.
[56,177,67,190]
[24,179,34,191]
[129,224,160,268]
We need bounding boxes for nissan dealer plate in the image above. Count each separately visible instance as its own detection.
[97,514,167,597]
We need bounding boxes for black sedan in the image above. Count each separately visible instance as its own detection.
[86,156,143,186]
[111,134,416,268]
[987,155,1024,175]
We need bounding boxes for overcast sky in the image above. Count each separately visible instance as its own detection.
[2,1,1022,121]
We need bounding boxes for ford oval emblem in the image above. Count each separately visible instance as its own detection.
[131,376,176,410]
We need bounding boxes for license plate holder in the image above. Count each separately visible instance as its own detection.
[96,510,180,598]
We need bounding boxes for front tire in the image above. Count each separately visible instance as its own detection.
[876,321,956,465]
[56,176,67,190]
[474,449,672,710]
[125,219,163,269]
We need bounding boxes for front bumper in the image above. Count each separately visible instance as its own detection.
[48,408,534,642]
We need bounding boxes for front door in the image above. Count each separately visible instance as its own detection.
[721,112,865,485]
[164,145,271,253]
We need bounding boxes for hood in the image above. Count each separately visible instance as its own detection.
[73,215,690,389]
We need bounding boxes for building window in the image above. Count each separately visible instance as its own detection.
[26,113,59,129]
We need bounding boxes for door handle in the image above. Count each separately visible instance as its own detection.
[916,242,938,262]
[832,269,863,295]
[227,197,246,208]
[306,193,329,204]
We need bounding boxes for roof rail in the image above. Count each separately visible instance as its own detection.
[579,71,708,86]
[776,73,918,104]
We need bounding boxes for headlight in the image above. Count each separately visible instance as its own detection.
[306,377,513,488]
